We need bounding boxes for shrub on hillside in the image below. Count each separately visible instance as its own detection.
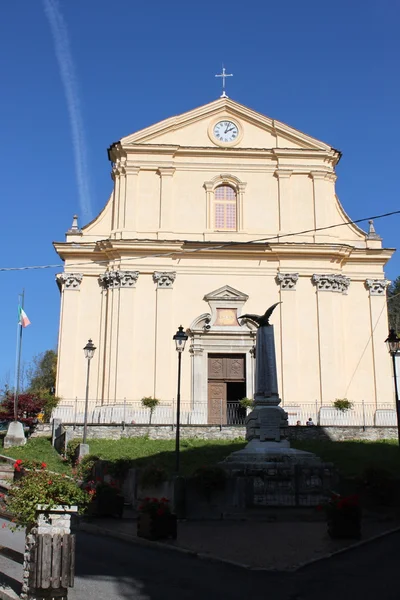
[0,393,45,426]
[7,470,91,529]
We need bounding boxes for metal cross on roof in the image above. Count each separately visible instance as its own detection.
[215,66,233,98]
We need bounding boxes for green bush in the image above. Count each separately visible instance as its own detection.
[76,454,100,482]
[333,398,353,412]
[239,397,254,410]
[141,396,160,424]
[7,470,91,529]
[107,458,135,480]
[66,439,82,465]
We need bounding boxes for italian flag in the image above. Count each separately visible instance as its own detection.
[18,307,31,328]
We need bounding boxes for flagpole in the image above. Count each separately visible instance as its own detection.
[13,290,24,421]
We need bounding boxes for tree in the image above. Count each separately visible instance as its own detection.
[0,392,45,426]
[387,276,400,333]
[27,350,57,393]
[141,396,160,425]
[26,349,59,422]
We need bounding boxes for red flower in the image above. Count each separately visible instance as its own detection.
[48,480,53,485]
[156,508,165,516]
[161,497,169,503]
[41,462,47,469]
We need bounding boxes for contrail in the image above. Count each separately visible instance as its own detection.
[43,0,93,222]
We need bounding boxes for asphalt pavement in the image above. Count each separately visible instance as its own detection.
[1,521,400,600]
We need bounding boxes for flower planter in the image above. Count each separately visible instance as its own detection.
[327,507,361,539]
[137,512,177,541]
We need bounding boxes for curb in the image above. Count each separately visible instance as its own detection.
[0,585,19,600]
[79,522,253,570]
[79,520,400,573]
[292,524,400,572]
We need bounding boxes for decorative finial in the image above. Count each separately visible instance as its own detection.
[367,219,381,240]
[67,214,81,234]
[215,65,233,98]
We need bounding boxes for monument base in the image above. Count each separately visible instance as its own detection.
[4,421,27,448]
[220,440,335,507]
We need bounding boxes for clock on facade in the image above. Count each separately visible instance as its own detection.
[212,120,240,144]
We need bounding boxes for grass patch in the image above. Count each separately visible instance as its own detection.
[87,437,246,476]
[291,439,400,477]
[1,437,72,475]
[2,436,400,480]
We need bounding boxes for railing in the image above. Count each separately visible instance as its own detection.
[51,399,398,427]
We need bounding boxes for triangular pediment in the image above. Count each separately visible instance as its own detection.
[203,285,249,302]
[119,98,333,152]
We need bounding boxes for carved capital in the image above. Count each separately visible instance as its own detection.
[99,270,139,289]
[365,279,390,296]
[276,273,299,291]
[57,273,83,290]
[153,271,176,289]
[312,274,350,294]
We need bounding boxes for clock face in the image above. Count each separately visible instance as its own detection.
[213,120,239,143]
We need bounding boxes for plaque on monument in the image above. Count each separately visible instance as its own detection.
[259,411,282,442]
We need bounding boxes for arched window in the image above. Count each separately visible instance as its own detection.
[214,185,237,230]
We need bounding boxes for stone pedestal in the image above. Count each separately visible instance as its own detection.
[221,318,335,506]
[21,506,77,600]
[4,421,26,448]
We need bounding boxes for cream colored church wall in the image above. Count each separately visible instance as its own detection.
[56,276,103,403]
[136,171,161,231]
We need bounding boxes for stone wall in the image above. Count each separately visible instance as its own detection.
[53,423,399,442]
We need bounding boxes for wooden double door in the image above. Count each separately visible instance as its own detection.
[207,354,246,424]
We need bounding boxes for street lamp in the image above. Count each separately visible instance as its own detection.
[83,339,96,445]
[385,328,400,447]
[173,326,188,473]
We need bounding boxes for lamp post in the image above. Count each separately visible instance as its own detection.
[83,339,96,445]
[173,326,188,473]
[385,329,400,447]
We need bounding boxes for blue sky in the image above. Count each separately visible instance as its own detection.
[0,0,399,385]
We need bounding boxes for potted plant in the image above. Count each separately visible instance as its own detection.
[323,492,361,539]
[137,497,177,540]
[239,397,254,416]
[141,396,160,425]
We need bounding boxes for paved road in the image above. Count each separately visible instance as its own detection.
[1,522,400,599]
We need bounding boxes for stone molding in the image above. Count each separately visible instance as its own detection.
[365,279,390,296]
[312,274,350,294]
[153,271,176,288]
[276,272,299,290]
[58,273,83,290]
[99,270,139,289]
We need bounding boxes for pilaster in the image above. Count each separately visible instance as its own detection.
[365,279,392,405]
[55,273,83,398]
[276,274,299,403]
[124,166,140,232]
[153,271,176,399]
[274,169,293,232]
[98,271,140,402]
[312,273,347,403]
[158,167,175,231]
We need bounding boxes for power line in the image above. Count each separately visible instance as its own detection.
[0,208,399,273]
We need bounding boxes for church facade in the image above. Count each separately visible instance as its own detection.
[54,98,395,426]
